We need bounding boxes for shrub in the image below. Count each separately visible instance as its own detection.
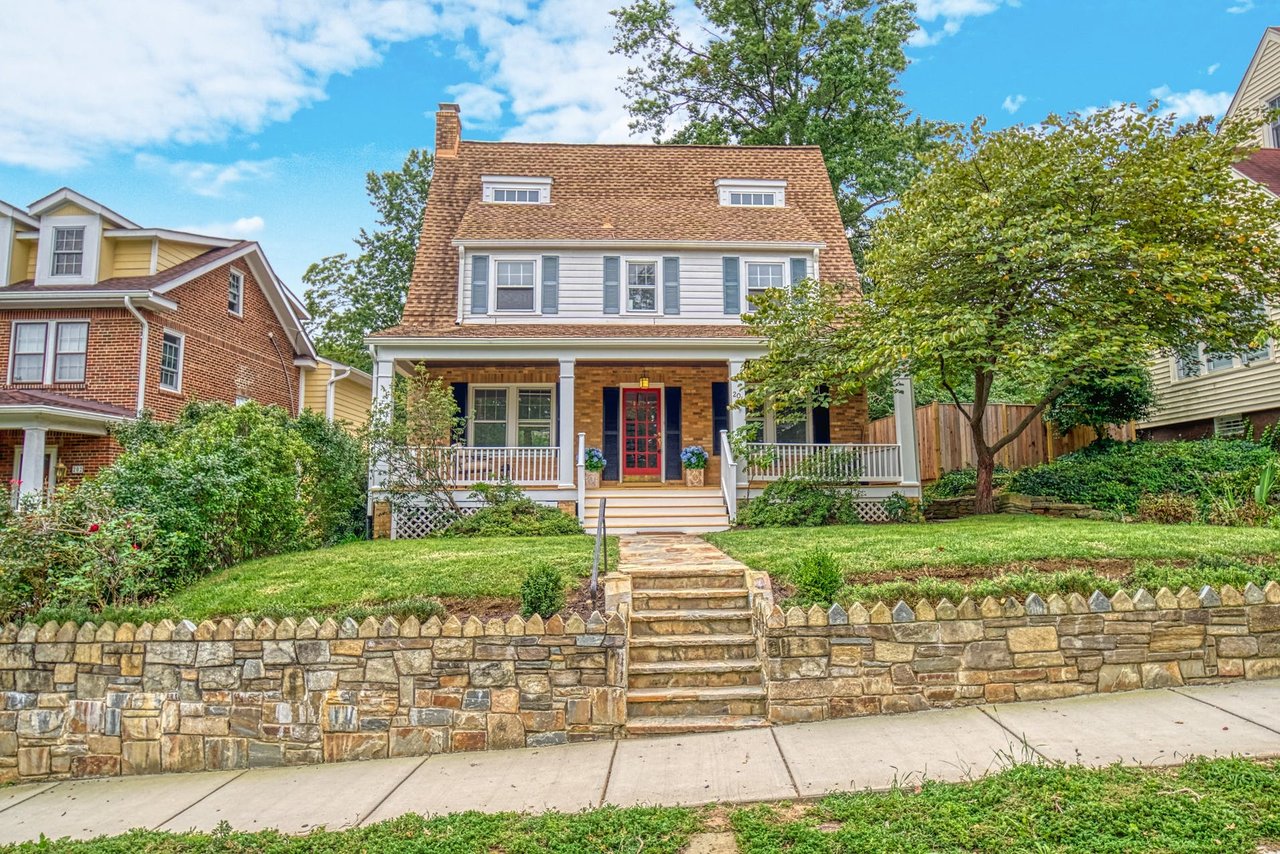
[882,492,922,523]
[1136,493,1200,525]
[737,478,863,528]
[288,409,368,545]
[1008,439,1274,514]
[520,563,566,618]
[445,481,583,537]
[680,446,708,470]
[924,466,1012,501]
[790,550,844,605]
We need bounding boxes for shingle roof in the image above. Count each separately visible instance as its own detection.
[392,140,856,336]
[0,388,133,418]
[1235,148,1280,196]
[3,242,250,292]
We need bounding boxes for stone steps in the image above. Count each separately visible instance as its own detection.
[625,714,771,736]
[628,567,746,591]
[626,685,768,718]
[627,633,759,663]
[630,609,754,638]
[632,588,751,611]
[628,659,764,689]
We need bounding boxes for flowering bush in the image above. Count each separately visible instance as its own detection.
[583,447,607,472]
[680,446,708,470]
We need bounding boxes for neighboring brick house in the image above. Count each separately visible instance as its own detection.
[1140,27,1280,441]
[367,105,920,535]
[0,188,360,502]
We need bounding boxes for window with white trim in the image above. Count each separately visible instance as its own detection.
[493,188,541,203]
[51,226,85,276]
[1205,350,1236,372]
[746,261,786,311]
[745,399,812,444]
[11,323,47,383]
[482,176,552,204]
[10,321,89,384]
[228,269,244,315]
[494,260,537,311]
[160,331,184,392]
[716,179,786,207]
[626,261,657,312]
[53,322,88,382]
[1269,95,1280,147]
[730,191,775,206]
[469,386,556,447]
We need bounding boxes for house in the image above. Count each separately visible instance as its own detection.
[1141,27,1280,441]
[367,105,921,536]
[299,357,373,435]
[0,188,356,502]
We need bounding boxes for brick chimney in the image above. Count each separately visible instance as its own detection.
[435,103,461,158]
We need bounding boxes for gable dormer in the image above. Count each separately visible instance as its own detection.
[716,178,787,208]
[481,175,553,205]
[0,200,39,287]
[1226,27,1280,148]
[27,189,138,286]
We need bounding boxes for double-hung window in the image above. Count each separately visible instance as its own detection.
[746,261,785,311]
[160,331,184,392]
[1269,96,1280,147]
[470,387,555,447]
[228,269,244,315]
[626,261,657,312]
[494,260,536,311]
[10,321,89,384]
[52,226,85,276]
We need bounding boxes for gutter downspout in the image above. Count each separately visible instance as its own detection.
[123,296,148,414]
[325,365,352,422]
[455,244,465,325]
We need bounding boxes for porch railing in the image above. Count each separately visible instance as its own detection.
[444,446,561,486]
[742,442,903,483]
[576,432,587,523]
[719,429,738,522]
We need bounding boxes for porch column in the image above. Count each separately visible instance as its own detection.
[18,427,47,506]
[727,357,748,484]
[557,357,575,488]
[369,353,395,492]
[892,373,921,487]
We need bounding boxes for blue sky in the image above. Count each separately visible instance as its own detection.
[0,0,1273,294]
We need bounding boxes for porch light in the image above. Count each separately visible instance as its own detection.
[639,377,650,389]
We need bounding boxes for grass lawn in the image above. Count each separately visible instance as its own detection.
[707,514,1280,603]
[8,760,1278,853]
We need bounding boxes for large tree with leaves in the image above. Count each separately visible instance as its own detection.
[303,149,432,370]
[612,0,932,259]
[742,105,1280,512]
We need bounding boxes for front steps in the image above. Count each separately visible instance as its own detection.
[624,541,767,735]
[584,488,730,534]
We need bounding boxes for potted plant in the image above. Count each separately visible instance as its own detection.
[583,447,606,488]
[681,445,708,487]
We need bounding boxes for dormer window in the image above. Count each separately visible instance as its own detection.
[52,226,85,276]
[482,176,552,205]
[717,179,786,207]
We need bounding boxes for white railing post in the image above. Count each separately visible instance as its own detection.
[740,442,904,484]
[720,429,738,521]
[576,431,587,524]
[893,373,920,488]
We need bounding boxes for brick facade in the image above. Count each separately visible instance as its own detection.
[0,430,120,491]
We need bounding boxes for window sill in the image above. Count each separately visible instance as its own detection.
[158,387,184,396]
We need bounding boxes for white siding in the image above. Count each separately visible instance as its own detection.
[460,248,811,324]
[1228,32,1280,148]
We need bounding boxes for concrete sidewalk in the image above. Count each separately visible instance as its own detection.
[2,681,1279,844]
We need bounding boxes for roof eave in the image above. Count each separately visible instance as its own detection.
[0,290,178,311]
[450,238,826,250]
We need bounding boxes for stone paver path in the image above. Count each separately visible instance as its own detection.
[3,680,1279,843]
[618,533,749,569]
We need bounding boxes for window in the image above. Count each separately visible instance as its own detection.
[746,261,786,311]
[1205,351,1236,372]
[470,386,556,447]
[626,261,657,312]
[729,192,775,206]
[51,226,85,276]
[472,389,508,447]
[516,389,553,446]
[159,331,184,392]
[1215,414,1248,439]
[1244,340,1272,364]
[227,269,244,315]
[1270,96,1280,147]
[745,397,811,443]
[494,260,536,311]
[235,395,252,407]
[53,322,87,383]
[493,188,540,203]
[1174,350,1200,380]
[11,323,47,383]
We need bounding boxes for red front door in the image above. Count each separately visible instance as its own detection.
[622,388,662,477]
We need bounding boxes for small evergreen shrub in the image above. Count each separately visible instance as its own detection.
[445,481,583,537]
[1136,493,1200,525]
[882,492,922,523]
[737,478,863,527]
[520,563,566,618]
[790,550,844,605]
[923,466,1012,501]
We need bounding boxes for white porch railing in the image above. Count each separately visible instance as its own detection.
[742,442,903,483]
[719,429,738,522]
[444,446,561,486]
[576,432,587,523]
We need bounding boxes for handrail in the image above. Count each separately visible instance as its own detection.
[589,496,607,607]
[576,432,587,524]
[719,429,738,522]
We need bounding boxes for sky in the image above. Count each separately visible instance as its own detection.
[0,0,1275,295]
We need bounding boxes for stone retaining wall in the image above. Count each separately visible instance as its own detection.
[0,611,626,783]
[924,493,1106,521]
[757,583,1280,723]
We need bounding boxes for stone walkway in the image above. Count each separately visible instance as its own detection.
[2,681,1279,843]
[618,533,749,570]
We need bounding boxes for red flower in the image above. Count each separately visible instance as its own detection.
[88,523,100,533]
[132,543,140,550]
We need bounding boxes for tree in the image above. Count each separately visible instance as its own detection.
[303,149,432,370]
[1045,365,1156,441]
[741,105,1280,513]
[612,0,932,259]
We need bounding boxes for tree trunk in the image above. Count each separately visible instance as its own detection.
[973,433,997,515]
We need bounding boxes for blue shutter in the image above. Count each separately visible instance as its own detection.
[541,255,559,314]
[790,257,808,288]
[603,256,621,315]
[602,387,621,480]
[662,256,680,315]
[470,254,489,315]
[664,386,682,480]
[722,256,740,315]
[812,385,831,445]
[450,382,469,445]
[711,382,729,456]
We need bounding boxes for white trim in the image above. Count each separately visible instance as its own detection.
[618,383,666,479]
[0,215,11,288]
[315,356,372,384]
[466,383,557,448]
[0,290,177,310]
[715,178,787,207]
[480,175,553,205]
[0,406,126,434]
[370,337,766,364]
[0,199,39,229]
[1226,28,1280,119]
[103,227,238,247]
[489,255,541,315]
[27,188,138,228]
[742,257,790,312]
[453,238,824,250]
[227,267,245,316]
[622,257,661,315]
[123,295,149,414]
[8,318,90,385]
[148,237,159,275]
[14,437,56,506]
[35,215,100,286]
[159,328,185,393]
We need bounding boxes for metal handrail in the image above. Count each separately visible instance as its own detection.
[589,496,607,607]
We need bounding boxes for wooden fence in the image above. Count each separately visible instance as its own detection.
[868,402,1136,483]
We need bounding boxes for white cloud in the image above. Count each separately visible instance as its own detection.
[180,216,266,239]
[1150,85,1233,121]
[1207,62,1221,75]
[0,1,442,170]
[135,154,278,197]
[444,82,506,125]
[910,0,1014,47]
[1227,0,1255,13]
[1002,94,1027,114]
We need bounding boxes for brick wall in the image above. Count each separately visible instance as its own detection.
[0,430,121,488]
[0,610,626,783]
[0,308,141,411]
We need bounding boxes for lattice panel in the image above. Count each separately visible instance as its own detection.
[855,500,893,524]
[391,505,479,539]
